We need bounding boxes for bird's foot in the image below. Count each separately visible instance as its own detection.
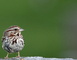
[16,56,20,58]
[4,57,9,59]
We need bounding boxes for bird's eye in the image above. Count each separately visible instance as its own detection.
[14,29,18,31]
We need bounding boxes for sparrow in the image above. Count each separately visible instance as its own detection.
[2,25,24,58]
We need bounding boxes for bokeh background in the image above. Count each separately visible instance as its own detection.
[0,0,77,58]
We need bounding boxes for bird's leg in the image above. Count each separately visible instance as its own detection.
[16,52,20,58]
[18,52,20,57]
[4,53,9,59]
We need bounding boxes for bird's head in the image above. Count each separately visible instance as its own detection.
[4,25,24,37]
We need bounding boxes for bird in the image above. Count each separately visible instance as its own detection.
[2,25,24,59]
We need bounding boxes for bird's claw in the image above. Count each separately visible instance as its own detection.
[16,56,20,58]
[4,57,9,59]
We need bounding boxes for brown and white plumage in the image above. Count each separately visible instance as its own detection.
[2,25,24,58]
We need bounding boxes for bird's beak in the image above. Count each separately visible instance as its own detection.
[19,29,24,31]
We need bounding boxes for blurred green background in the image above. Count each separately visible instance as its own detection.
[0,0,77,58]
